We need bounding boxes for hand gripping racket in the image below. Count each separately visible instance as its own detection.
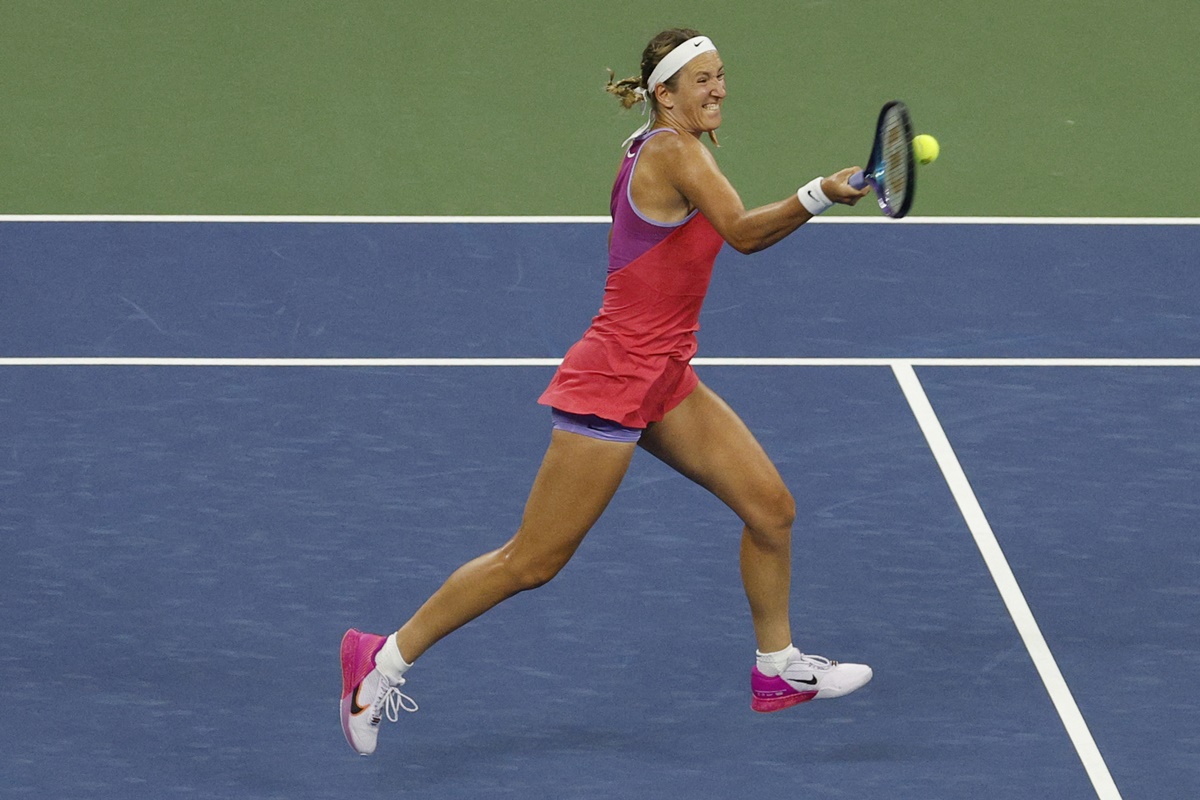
[848,100,916,218]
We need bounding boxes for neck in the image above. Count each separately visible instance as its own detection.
[653,112,704,140]
[653,117,717,146]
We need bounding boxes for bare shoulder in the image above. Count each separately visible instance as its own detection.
[630,130,730,221]
[638,130,719,176]
[642,130,713,161]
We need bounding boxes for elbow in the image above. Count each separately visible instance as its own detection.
[725,224,783,254]
[729,238,767,255]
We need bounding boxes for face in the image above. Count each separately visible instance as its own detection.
[656,51,726,134]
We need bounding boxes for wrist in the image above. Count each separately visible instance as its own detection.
[797,177,833,216]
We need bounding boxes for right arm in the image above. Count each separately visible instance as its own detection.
[635,133,866,254]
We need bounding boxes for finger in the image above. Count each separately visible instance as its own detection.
[829,167,870,198]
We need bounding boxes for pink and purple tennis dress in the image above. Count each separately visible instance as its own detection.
[538,129,725,441]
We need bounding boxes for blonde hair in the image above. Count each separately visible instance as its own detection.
[604,69,646,110]
[605,28,719,145]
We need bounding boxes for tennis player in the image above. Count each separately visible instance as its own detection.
[341,27,872,756]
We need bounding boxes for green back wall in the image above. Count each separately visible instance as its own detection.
[3,0,1196,216]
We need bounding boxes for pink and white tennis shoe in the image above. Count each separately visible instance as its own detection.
[751,652,872,712]
[340,629,418,756]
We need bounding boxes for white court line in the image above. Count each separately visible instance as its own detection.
[1,356,1199,368]
[698,358,1200,368]
[0,215,613,224]
[892,363,1123,800]
[0,357,563,367]
[0,214,1197,225]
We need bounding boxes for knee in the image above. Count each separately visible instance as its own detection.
[497,545,568,593]
[743,485,796,545]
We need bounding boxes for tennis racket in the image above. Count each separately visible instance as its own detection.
[848,100,916,218]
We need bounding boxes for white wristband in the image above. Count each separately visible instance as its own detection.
[797,177,833,216]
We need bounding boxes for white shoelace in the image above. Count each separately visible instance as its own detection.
[380,684,419,722]
[367,676,420,724]
[791,653,837,672]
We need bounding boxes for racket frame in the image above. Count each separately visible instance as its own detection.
[855,100,916,219]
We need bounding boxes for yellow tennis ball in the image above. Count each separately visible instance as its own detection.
[913,134,939,165]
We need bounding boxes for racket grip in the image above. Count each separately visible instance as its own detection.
[848,171,867,190]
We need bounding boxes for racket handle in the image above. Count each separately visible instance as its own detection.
[848,171,867,190]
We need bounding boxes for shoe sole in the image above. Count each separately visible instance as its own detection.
[751,690,819,713]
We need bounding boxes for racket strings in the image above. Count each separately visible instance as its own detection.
[879,115,910,208]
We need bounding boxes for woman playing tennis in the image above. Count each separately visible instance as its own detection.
[341,27,871,756]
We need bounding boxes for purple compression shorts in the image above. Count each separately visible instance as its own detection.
[550,408,643,443]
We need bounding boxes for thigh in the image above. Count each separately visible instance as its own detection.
[639,380,792,526]
[504,429,638,566]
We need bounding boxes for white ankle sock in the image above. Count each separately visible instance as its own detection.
[374,633,413,682]
[756,644,799,677]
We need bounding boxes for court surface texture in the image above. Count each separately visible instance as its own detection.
[2,218,1197,799]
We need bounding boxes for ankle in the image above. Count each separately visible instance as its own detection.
[374,633,414,682]
[755,644,799,677]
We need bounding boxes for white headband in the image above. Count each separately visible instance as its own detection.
[647,36,717,93]
[622,36,718,149]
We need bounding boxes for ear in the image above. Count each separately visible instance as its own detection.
[654,83,674,109]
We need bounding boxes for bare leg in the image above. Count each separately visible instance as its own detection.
[639,381,796,652]
[393,430,637,663]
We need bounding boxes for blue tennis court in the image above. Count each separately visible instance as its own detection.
[1,219,1197,798]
